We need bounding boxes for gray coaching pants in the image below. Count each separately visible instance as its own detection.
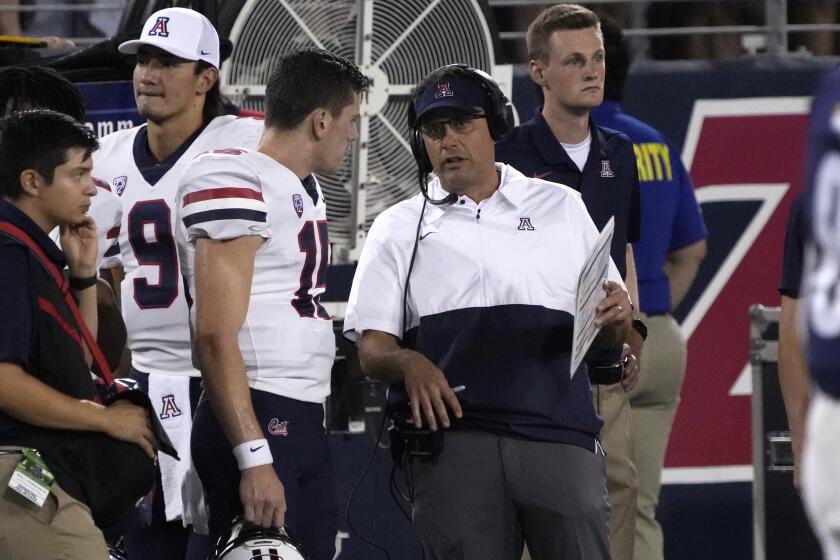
[410,430,611,560]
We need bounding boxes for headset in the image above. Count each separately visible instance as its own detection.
[407,64,515,205]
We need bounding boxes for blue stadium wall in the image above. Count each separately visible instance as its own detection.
[81,55,836,559]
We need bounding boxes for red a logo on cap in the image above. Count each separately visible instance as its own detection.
[435,82,454,99]
[148,16,170,37]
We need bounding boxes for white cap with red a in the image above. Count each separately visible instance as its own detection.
[119,7,220,69]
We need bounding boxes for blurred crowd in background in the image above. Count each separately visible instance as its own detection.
[1,1,839,62]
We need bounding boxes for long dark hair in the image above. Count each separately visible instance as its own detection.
[195,60,225,124]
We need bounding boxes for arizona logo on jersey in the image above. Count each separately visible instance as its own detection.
[159,394,183,419]
[148,16,170,37]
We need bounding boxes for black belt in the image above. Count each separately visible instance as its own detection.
[588,363,623,385]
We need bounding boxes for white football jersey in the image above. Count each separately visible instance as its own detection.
[93,115,263,376]
[176,148,335,403]
[50,178,122,270]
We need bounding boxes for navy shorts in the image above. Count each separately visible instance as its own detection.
[191,389,337,560]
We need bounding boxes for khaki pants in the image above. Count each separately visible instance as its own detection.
[0,453,108,560]
[629,314,686,560]
[594,382,638,560]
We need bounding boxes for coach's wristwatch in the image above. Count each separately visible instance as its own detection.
[632,319,648,341]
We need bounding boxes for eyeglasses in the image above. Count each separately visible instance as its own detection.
[419,114,487,141]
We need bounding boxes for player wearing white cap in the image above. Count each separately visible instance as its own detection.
[92,7,262,559]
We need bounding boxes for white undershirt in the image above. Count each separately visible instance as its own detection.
[560,133,592,172]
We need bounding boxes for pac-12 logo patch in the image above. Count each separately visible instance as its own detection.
[268,418,289,436]
[435,82,453,98]
[148,16,170,37]
[292,194,304,218]
[159,395,182,420]
[113,176,127,196]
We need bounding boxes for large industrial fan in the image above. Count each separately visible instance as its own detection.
[221,0,515,261]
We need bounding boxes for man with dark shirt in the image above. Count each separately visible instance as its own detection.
[802,66,840,560]
[0,109,155,559]
[591,18,707,560]
[495,5,642,559]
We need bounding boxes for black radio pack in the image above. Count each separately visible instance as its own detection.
[388,404,444,466]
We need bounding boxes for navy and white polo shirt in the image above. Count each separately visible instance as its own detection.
[345,164,625,451]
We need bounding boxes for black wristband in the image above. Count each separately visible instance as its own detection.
[632,319,648,341]
[68,274,98,290]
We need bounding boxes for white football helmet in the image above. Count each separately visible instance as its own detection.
[213,519,308,560]
[108,544,128,560]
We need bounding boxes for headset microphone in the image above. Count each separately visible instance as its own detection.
[418,168,458,206]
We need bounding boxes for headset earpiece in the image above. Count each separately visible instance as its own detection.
[465,66,514,141]
[407,101,432,176]
[410,127,433,176]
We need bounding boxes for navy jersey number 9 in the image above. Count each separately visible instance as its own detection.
[128,199,179,309]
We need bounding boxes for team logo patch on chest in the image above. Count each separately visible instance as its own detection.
[113,176,127,196]
[292,193,304,218]
[517,217,535,231]
[268,418,289,436]
[600,160,615,178]
[159,394,182,420]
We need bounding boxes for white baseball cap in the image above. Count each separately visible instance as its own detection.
[118,7,220,69]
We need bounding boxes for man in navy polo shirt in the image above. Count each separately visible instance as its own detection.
[494,6,642,559]
[590,18,707,560]
[0,110,156,558]
[346,63,632,559]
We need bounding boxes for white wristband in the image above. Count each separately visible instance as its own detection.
[232,439,273,470]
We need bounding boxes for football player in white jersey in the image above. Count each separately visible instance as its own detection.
[92,8,262,559]
[176,48,368,560]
